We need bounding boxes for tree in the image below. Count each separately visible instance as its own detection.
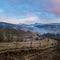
[0,31,4,42]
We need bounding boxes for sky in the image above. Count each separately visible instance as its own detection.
[0,0,60,24]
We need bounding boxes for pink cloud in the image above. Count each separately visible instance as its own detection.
[43,0,60,17]
[0,14,39,24]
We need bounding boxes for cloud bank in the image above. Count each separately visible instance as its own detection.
[43,0,60,17]
[0,0,60,24]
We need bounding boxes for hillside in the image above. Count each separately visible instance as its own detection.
[0,28,37,42]
[0,22,60,42]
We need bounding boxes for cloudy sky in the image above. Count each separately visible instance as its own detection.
[0,0,60,24]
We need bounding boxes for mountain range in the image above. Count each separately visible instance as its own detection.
[0,22,60,35]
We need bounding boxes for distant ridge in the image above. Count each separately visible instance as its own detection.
[0,22,60,34]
